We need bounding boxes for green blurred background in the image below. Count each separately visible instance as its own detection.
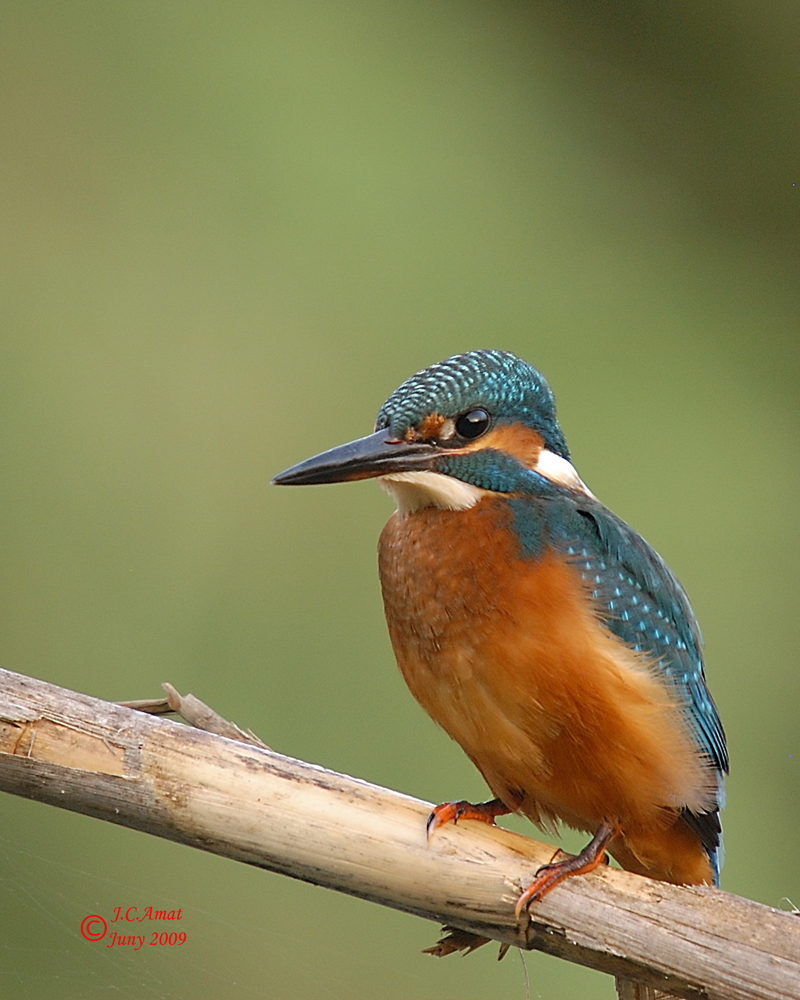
[1,2,797,997]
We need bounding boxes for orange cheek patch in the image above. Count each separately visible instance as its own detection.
[462,423,544,469]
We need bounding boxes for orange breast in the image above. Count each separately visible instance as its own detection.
[378,497,715,885]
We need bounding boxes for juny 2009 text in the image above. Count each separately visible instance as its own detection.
[105,930,186,949]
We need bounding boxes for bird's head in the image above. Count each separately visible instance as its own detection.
[273,350,592,513]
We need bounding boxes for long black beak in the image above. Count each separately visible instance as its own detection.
[272,428,439,486]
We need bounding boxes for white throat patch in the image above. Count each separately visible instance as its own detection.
[379,471,486,516]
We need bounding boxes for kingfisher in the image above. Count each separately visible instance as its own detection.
[273,350,727,910]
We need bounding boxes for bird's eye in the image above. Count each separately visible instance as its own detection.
[455,408,490,439]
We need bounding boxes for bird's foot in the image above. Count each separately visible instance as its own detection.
[427,797,511,837]
[514,821,618,916]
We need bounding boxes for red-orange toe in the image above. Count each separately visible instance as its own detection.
[514,821,617,916]
[426,797,510,837]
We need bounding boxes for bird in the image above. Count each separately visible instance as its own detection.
[273,349,727,910]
